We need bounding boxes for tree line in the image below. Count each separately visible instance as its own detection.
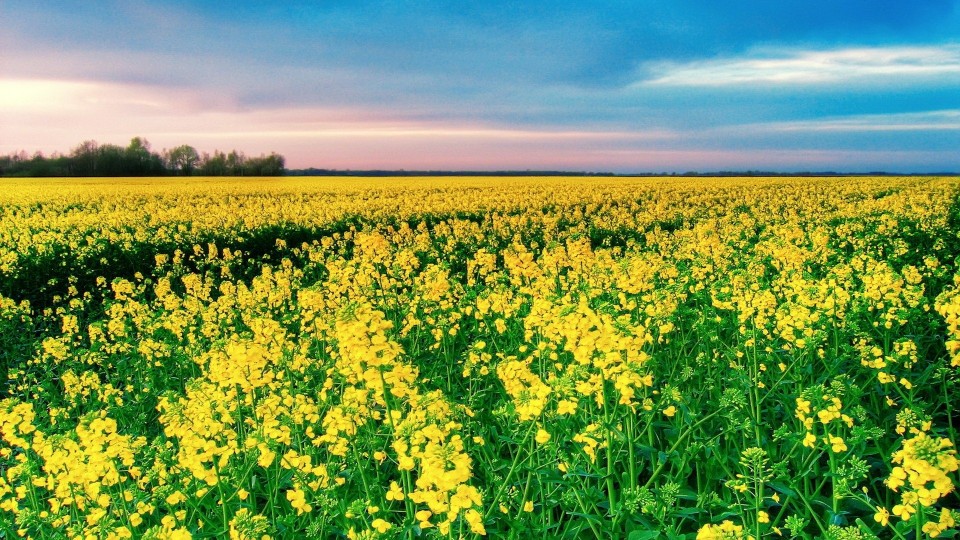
[0,137,285,177]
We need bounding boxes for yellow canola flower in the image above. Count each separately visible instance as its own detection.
[371,519,391,533]
[826,435,847,453]
[556,399,578,415]
[286,486,311,515]
[696,520,754,540]
[874,507,890,526]
[385,481,405,501]
[936,278,960,367]
[888,431,958,505]
[229,508,270,540]
[496,358,550,422]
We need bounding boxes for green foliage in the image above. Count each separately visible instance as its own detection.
[0,137,286,177]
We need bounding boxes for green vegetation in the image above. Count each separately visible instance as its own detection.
[0,176,958,539]
[0,137,285,177]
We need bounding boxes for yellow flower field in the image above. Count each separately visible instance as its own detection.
[1,175,959,539]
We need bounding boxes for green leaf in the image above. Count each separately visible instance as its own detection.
[628,531,661,540]
[767,481,796,497]
[568,469,604,479]
[635,444,658,459]
[566,512,602,524]
[675,507,703,518]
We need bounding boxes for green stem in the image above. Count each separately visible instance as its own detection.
[571,488,603,539]
[602,383,617,516]
[944,372,955,439]
[828,450,839,516]
[643,406,725,490]
[792,486,827,535]
[484,421,537,520]
[377,367,415,533]
[352,444,373,502]
[626,411,637,491]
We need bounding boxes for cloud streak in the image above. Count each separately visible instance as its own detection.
[754,109,960,132]
[645,44,960,86]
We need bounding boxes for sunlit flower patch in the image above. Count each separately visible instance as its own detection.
[0,175,958,538]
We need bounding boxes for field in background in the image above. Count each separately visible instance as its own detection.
[1,176,959,539]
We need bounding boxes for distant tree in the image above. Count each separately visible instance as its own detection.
[26,151,55,176]
[198,150,228,176]
[244,153,285,176]
[226,150,246,176]
[2,138,285,177]
[96,144,127,176]
[0,151,28,176]
[48,153,71,176]
[164,145,200,176]
[265,152,285,175]
[126,137,164,175]
[70,140,100,175]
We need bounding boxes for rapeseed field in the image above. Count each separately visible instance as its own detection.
[0,176,958,539]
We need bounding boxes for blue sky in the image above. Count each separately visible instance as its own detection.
[2,1,960,172]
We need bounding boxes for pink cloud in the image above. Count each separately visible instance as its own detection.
[0,77,676,169]
[1,77,953,172]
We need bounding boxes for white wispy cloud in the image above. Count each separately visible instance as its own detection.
[645,44,960,86]
[748,109,960,132]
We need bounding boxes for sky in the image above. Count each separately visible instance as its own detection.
[2,1,960,173]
